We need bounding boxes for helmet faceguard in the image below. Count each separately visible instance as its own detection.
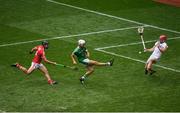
[159,35,167,43]
[42,40,49,49]
[78,39,86,47]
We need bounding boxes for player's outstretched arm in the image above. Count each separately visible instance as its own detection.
[42,56,57,65]
[145,44,157,52]
[144,48,153,52]
[29,47,38,54]
[71,53,77,65]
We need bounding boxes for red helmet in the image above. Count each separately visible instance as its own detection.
[159,35,167,42]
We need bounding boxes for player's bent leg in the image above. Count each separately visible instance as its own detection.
[39,65,51,81]
[26,65,35,75]
[38,65,57,85]
[147,60,153,71]
[11,63,34,75]
[80,66,94,84]
[147,60,156,75]
[86,66,94,76]
[145,56,155,75]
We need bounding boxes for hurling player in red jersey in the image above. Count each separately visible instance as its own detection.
[11,41,57,85]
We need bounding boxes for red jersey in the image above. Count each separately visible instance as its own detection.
[32,45,46,64]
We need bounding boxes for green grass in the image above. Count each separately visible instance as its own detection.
[0,0,180,112]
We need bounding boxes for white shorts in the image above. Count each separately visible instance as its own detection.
[30,62,44,69]
[82,58,90,64]
[146,55,159,64]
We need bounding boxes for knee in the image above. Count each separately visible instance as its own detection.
[147,65,152,71]
[26,69,33,75]
[26,71,31,75]
[90,60,98,65]
[147,67,151,71]
[41,69,49,74]
[88,67,94,72]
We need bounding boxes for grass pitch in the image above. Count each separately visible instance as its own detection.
[0,0,180,112]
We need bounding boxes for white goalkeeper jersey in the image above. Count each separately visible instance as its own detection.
[151,41,168,59]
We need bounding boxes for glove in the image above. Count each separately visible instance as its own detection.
[29,51,33,54]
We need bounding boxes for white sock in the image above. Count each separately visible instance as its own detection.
[82,75,87,80]
[107,62,110,66]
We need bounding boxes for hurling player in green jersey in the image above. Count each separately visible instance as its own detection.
[71,39,114,84]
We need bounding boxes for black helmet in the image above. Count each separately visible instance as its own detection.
[42,40,49,49]
[42,40,49,45]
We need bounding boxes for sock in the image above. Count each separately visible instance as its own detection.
[107,62,110,66]
[82,74,87,79]
[48,79,53,84]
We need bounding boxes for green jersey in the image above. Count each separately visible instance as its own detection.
[72,46,88,62]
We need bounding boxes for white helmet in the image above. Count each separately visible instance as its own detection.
[78,39,86,45]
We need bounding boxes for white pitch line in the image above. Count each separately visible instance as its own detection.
[95,36,180,50]
[46,0,180,35]
[96,49,180,73]
[0,26,141,48]
[0,110,6,113]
